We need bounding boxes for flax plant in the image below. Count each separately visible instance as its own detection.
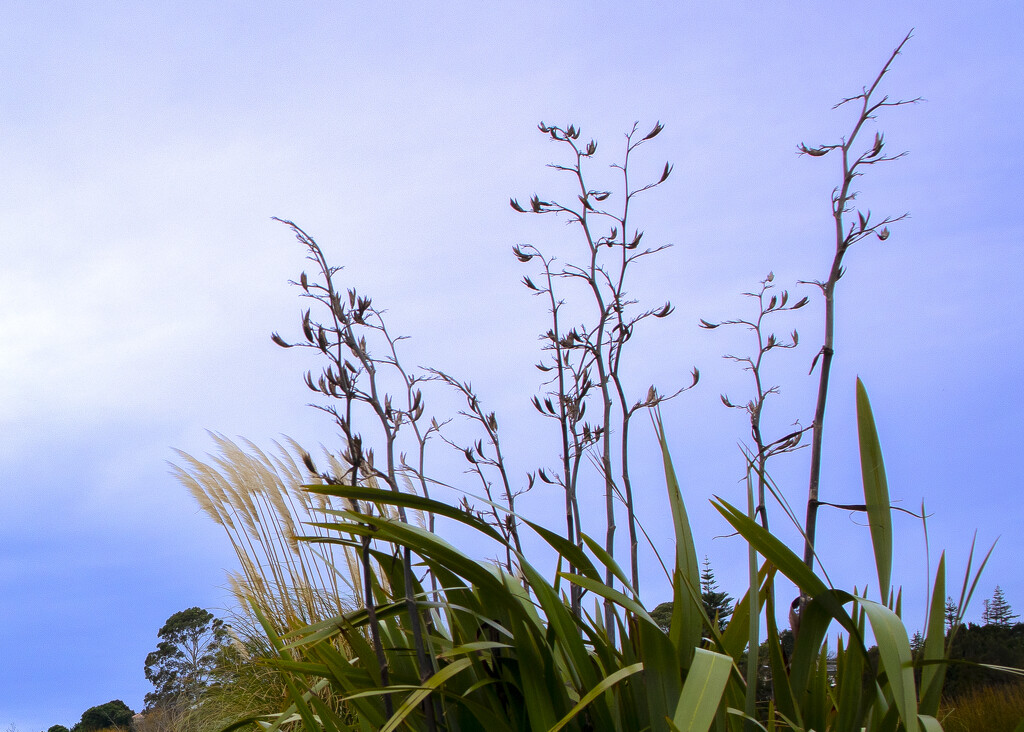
[231,382,980,732]
[700,272,809,532]
[270,219,449,725]
[512,122,697,623]
[798,31,919,573]
[191,33,1004,731]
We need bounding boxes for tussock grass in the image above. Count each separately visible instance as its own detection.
[171,435,385,631]
[941,683,1024,732]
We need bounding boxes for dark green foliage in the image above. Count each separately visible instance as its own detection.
[651,601,672,632]
[650,557,733,635]
[983,586,1020,627]
[47,726,70,732]
[144,607,231,711]
[700,556,734,632]
[71,700,134,732]
[944,622,1024,699]
[947,595,961,633]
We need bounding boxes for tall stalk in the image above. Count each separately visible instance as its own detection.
[271,219,440,728]
[798,32,917,570]
[512,122,691,630]
[701,272,808,531]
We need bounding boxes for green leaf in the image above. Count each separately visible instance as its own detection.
[833,636,865,732]
[519,557,603,700]
[919,553,947,715]
[712,499,859,638]
[744,472,760,723]
[547,663,644,732]
[655,415,703,663]
[764,602,801,727]
[637,617,683,732]
[379,658,474,732]
[511,613,562,730]
[857,597,918,731]
[524,518,602,580]
[306,482,507,544]
[671,648,733,732]
[857,377,892,602]
[582,532,637,597]
[560,573,654,623]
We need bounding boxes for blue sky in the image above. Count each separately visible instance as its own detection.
[1,2,1021,728]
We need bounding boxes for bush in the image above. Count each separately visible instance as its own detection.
[70,701,134,732]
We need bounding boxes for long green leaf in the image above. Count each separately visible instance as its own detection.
[560,572,655,623]
[919,553,947,715]
[834,636,864,732]
[745,471,760,724]
[671,648,733,732]
[857,597,918,731]
[379,658,474,732]
[306,482,507,543]
[655,415,703,664]
[638,616,683,732]
[582,532,637,598]
[857,377,893,602]
[548,663,644,732]
[713,498,860,638]
[764,597,801,728]
[524,518,602,581]
[511,613,562,730]
[519,558,600,696]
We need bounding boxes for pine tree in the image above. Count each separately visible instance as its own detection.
[983,586,1019,627]
[945,596,960,634]
[700,556,734,632]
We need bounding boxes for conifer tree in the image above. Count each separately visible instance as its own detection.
[945,596,960,634]
[982,586,1019,627]
[700,556,734,632]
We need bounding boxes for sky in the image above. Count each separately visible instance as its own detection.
[1,2,1021,728]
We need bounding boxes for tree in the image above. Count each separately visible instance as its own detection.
[650,558,734,635]
[144,607,231,711]
[946,596,961,634]
[982,586,1019,627]
[943,622,1024,698]
[700,556,734,632]
[910,630,924,655]
[70,700,134,732]
[651,601,672,632]
[47,726,70,732]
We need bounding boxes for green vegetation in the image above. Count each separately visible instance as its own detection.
[162,31,1018,732]
[982,587,1020,627]
[940,682,1024,732]
[31,29,1021,732]
[70,701,134,732]
[143,607,231,711]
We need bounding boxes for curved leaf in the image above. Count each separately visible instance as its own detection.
[547,663,644,732]
[857,378,892,602]
[671,649,733,732]
[857,597,917,730]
